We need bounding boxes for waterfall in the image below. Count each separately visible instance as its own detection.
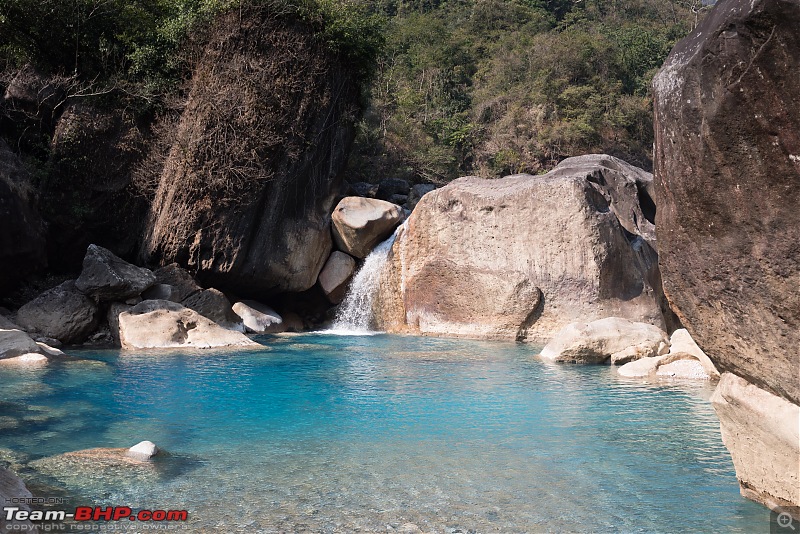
[330,230,399,333]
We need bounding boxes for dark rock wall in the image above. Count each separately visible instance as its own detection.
[653,0,800,405]
[141,6,361,296]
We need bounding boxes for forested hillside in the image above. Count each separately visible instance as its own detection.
[347,0,707,183]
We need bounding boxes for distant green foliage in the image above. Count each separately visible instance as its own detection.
[347,0,700,183]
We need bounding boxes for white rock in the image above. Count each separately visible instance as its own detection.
[667,328,720,378]
[331,197,404,259]
[617,355,666,378]
[656,359,710,380]
[232,301,285,334]
[711,373,800,509]
[0,353,48,366]
[126,441,159,461]
[118,300,258,350]
[540,317,668,364]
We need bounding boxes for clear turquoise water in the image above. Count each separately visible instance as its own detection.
[0,334,768,532]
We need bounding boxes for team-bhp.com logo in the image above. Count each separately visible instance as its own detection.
[4,506,188,522]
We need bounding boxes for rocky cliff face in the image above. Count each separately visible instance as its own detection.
[374,154,667,341]
[141,6,360,296]
[653,0,800,511]
[0,140,47,294]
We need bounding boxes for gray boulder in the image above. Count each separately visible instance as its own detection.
[181,288,243,331]
[331,197,404,259]
[348,182,378,198]
[15,281,98,344]
[152,263,201,302]
[317,251,356,304]
[75,245,156,301]
[406,184,436,210]
[118,300,258,350]
[376,178,411,201]
[107,302,134,347]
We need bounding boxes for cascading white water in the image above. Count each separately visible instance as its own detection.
[330,230,399,333]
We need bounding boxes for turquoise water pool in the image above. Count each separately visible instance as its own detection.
[0,334,767,532]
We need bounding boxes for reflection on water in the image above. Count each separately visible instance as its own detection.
[0,334,766,532]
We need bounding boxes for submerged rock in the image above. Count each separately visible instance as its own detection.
[540,317,668,364]
[318,251,356,304]
[332,197,404,259]
[711,373,800,510]
[375,156,666,341]
[118,300,258,350]
[232,300,285,334]
[15,280,98,344]
[127,441,160,461]
[75,244,156,301]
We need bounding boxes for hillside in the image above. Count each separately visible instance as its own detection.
[347,0,706,183]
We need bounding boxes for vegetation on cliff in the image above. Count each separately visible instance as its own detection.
[347,0,705,183]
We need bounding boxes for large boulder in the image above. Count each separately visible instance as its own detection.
[652,0,800,512]
[374,155,667,341]
[540,317,668,364]
[331,197,404,259]
[75,245,156,301]
[0,140,47,294]
[118,300,258,350]
[711,373,799,510]
[653,0,800,406]
[317,251,356,304]
[15,281,98,344]
[140,7,361,295]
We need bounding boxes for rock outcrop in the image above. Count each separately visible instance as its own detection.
[141,7,361,295]
[75,244,156,301]
[540,317,668,364]
[331,197,404,259]
[653,0,800,511]
[0,468,33,531]
[317,251,356,304]
[375,155,666,341]
[711,373,799,510]
[0,140,47,294]
[15,281,98,344]
[117,300,257,350]
[653,0,799,405]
